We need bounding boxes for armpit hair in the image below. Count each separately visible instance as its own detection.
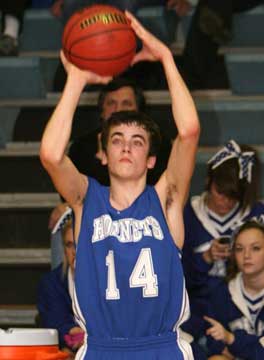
[166,184,177,208]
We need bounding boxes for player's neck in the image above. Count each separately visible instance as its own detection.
[109,178,146,211]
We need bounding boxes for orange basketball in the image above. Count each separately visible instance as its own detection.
[62,5,137,76]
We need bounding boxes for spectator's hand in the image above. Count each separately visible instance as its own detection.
[60,50,112,87]
[222,347,235,359]
[48,202,68,230]
[203,239,231,264]
[204,316,234,345]
[64,326,85,350]
[167,0,192,17]
[125,11,170,65]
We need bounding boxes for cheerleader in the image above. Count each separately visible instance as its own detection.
[205,217,264,360]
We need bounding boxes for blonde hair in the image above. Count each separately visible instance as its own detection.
[61,218,74,276]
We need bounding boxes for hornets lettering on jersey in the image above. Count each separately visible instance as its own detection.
[92,215,164,243]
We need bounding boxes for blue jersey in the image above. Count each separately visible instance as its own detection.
[73,177,192,360]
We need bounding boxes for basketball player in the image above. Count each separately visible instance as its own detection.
[40,11,200,360]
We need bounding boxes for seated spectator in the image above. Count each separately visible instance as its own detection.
[37,212,85,357]
[0,0,29,56]
[205,216,264,359]
[182,0,264,89]
[182,139,264,339]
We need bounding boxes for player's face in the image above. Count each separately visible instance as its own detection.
[207,182,238,216]
[63,227,76,273]
[234,228,264,277]
[101,86,138,120]
[102,123,156,180]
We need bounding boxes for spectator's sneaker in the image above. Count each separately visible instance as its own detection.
[0,34,18,56]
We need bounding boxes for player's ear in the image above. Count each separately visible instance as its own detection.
[101,151,108,165]
[147,156,156,169]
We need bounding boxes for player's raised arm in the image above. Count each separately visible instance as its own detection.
[126,11,200,208]
[40,51,111,209]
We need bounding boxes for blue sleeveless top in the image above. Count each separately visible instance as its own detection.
[73,177,192,360]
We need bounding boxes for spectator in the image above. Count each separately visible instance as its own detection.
[182,0,264,89]
[205,217,264,359]
[0,0,29,56]
[182,139,264,339]
[37,211,85,358]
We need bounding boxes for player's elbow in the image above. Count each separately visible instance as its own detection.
[39,143,63,170]
[179,121,200,143]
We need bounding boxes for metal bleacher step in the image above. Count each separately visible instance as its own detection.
[0,193,60,209]
[0,57,46,99]
[230,5,264,47]
[6,90,264,146]
[0,249,50,307]
[0,305,38,327]
[0,142,57,193]
[0,248,50,265]
[0,262,49,304]
[0,193,59,248]
[20,9,63,52]
[223,49,264,95]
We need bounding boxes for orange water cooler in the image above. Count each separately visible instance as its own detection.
[0,328,69,360]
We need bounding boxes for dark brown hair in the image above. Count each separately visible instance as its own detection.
[206,144,260,212]
[97,76,146,115]
[101,110,161,157]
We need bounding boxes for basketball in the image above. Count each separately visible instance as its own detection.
[62,5,137,76]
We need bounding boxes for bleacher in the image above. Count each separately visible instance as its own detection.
[0,4,264,328]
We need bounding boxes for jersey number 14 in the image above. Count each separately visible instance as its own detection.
[106,248,158,300]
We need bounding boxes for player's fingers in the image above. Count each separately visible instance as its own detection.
[60,49,72,73]
[130,50,149,65]
[60,49,66,65]
[125,10,149,39]
[93,74,113,84]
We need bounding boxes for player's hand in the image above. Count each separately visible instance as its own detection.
[125,11,171,65]
[60,50,112,86]
[204,316,234,345]
[167,0,192,17]
[203,239,231,263]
